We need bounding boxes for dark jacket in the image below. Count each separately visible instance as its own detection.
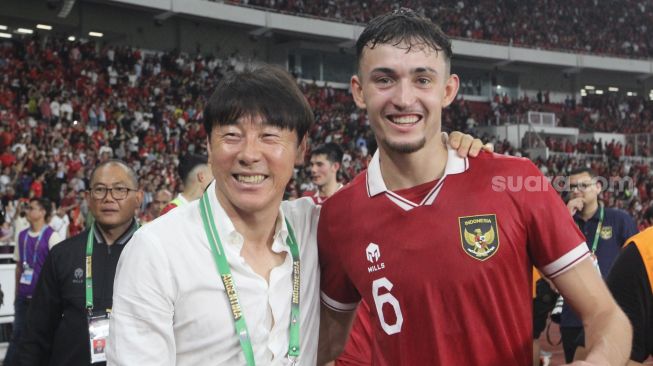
[19,220,138,366]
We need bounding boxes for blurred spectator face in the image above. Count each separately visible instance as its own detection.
[569,172,600,206]
[87,163,143,229]
[26,200,45,225]
[207,115,305,215]
[351,42,459,154]
[152,189,172,217]
[309,154,338,188]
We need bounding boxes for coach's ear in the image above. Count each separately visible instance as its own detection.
[295,135,308,165]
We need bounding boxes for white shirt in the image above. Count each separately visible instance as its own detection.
[49,214,70,241]
[108,181,321,366]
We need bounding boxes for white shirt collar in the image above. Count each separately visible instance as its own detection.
[206,181,290,253]
[366,146,469,209]
[176,193,189,205]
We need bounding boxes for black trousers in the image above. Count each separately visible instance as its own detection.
[560,326,583,363]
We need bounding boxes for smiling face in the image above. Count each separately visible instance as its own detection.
[351,41,459,155]
[309,154,339,188]
[207,115,305,217]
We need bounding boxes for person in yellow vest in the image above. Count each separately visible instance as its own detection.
[576,227,653,364]
[160,154,212,215]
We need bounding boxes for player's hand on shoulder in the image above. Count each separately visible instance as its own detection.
[445,131,494,158]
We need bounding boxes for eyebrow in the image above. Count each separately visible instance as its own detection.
[369,67,439,77]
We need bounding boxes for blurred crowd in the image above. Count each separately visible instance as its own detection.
[235,0,653,59]
[0,34,652,243]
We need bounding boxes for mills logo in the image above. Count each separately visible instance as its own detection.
[72,267,84,284]
[366,243,385,273]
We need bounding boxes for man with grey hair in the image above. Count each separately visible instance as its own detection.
[19,159,143,366]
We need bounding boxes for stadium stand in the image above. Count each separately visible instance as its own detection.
[234,0,653,59]
[1,34,653,235]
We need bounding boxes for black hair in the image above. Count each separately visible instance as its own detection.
[30,197,53,220]
[89,159,138,188]
[311,143,344,164]
[203,64,313,142]
[644,206,653,222]
[178,153,208,184]
[568,167,596,178]
[356,8,453,71]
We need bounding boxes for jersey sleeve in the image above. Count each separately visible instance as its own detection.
[318,199,360,312]
[519,162,589,278]
[606,244,652,363]
[618,212,638,247]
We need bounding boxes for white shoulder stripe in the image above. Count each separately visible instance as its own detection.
[320,291,358,312]
[540,242,590,278]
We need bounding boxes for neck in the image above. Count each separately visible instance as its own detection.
[318,180,340,198]
[215,187,280,249]
[96,219,133,246]
[580,200,600,221]
[31,220,45,233]
[380,138,448,191]
[183,183,203,202]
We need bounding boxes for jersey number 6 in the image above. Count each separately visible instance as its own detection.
[372,277,404,335]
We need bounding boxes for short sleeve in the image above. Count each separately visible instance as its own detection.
[619,213,638,247]
[318,199,360,312]
[518,162,589,278]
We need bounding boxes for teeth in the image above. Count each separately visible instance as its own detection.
[236,175,265,184]
[391,116,419,124]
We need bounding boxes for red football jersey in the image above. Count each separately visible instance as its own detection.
[319,149,588,366]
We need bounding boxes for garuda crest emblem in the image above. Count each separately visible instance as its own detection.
[459,214,500,261]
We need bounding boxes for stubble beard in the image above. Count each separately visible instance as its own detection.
[381,136,427,154]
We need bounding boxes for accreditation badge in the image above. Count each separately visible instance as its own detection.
[88,313,110,363]
[19,268,34,285]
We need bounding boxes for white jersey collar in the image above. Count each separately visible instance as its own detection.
[366,146,469,210]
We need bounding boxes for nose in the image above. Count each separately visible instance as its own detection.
[391,79,416,109]
[238,136,262,165]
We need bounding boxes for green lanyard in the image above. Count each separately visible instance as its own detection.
[199,191,301,366]
[85,223,139,316]
[590,204,605,254]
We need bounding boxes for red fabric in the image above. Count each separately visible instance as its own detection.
[159,202,178,216]
[318,152,586,365]
[0,152,16,167]
[335,301,373,366]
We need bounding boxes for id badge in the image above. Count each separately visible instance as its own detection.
[19,268,34,285]
[88,314,110,363]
